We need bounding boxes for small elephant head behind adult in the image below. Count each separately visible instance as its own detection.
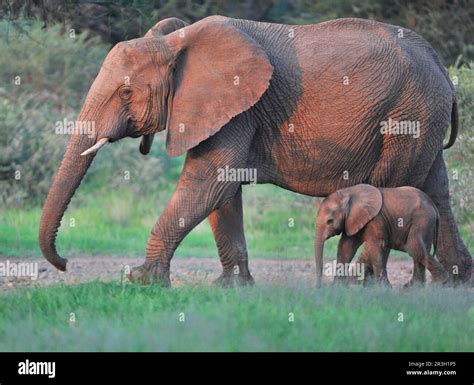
[315,184,449,287]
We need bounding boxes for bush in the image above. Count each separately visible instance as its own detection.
[0,20,108,205]
[269,0,473,67]
[4,1,472,66]
[446,64,474,225]
[0,20,177,207]
[0,19,472,234]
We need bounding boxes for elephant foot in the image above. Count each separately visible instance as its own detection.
[378,275,392,288]
[127,261,171,286]
[333,276,351,286]
[403,279,425,289]
[334,274,363,286]
[363,274,391,288]
[431,269,450,286]
[213,272,255,287]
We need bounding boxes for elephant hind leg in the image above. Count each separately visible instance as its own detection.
[422,152,472,285]
[404,261,426,288]
[405,234,449,285]
[405,214,429,287]
[208,186,254,287]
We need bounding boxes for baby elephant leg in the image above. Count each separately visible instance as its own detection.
[364,241,391,287]
[334,234,363,284]
[354,248,373,285]
[406,235,449,285]
[405,260,426,287]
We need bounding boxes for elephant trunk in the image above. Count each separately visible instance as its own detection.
[38,119,98,271]
[315,224,326,287]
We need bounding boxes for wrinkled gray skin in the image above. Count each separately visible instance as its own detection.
[38,16,471,287]
[315,184,449,287]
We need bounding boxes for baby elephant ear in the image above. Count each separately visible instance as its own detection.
[344,184,383,236]
[164,16,274,157]
[140,18,189,155]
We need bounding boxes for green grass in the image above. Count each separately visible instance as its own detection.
[2,183,473,261]
[0,185,344,259]
[0,282,472,351]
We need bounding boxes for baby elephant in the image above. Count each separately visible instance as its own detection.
[315,184,449,287]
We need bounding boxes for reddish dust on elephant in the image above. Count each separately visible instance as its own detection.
[38,16,471,286]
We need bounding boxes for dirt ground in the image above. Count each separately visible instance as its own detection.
[0,256,422,290]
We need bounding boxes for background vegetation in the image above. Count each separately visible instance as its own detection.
[0,1,473,259]
[2,0,473,66]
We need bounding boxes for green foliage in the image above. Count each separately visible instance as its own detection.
[0,184,346,259]
[2,0,273,44]
[0,20,107,205]
[0,282,472,351]
[446,64,474,226]
[4,0,472,65]
[0,20,182,206]
[0,19,472,259]
[3,182,465,259]
[267,0,474,67]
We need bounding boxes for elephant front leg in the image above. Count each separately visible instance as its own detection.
[333,234,362,285]
[404,261,426,288]
[208,186,254,287]
[364,242,391,287]
[356,243,390,287]
[128,175,241,286]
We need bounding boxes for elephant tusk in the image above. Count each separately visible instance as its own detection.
[80,138,109,156]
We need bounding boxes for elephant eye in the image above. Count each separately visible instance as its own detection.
[327,218,334,225]
[119,87,133,100]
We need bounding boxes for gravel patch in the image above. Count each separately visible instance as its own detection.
[0,255,421,290]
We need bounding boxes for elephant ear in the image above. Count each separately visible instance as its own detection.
[164,17,274,157]
[140,17,188,155]
[344,184,383,236]
[144,17,188,38]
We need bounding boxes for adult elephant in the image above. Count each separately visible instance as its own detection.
[39,16,471,286]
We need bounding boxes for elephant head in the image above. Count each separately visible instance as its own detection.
[315,184,382,286]
[38,16,274,271]
[138,17,188,155]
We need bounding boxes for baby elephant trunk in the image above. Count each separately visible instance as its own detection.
[315,225,326,287]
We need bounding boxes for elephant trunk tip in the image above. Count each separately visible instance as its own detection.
[38,233,68,272]
[42,250,68,272]
[53,257,68,272]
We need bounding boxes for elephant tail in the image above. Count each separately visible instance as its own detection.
[443,98,458,149]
